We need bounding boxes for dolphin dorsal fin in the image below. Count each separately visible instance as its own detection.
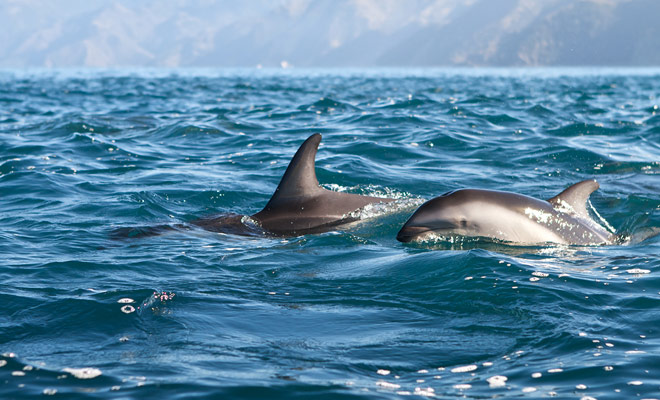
[264,133,323,205]
[547,180,599,218]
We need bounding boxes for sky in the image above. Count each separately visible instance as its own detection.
[2,0,660,68]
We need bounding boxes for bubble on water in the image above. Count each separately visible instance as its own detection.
[487,375,508,387]
[482,362,493,367]
[43,388,57,395]
[548,368,563,373]
[376,380,400,389]
[118,298,134,304]
[63,367,102,379]
[529,277,540,282]
[532,271,549,277]
[11,371,25,376]
[628,381,643,386]
[522,387,537,393]
[531,372,542,378]
[605,343,614,347]
[121,305,135,313]
[451,364,477,373]
[377,369,390,375]
[576,384,587,389]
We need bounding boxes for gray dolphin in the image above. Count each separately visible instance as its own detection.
[115,133,394,239]
[396,180,615,245]
[248,133,394,236]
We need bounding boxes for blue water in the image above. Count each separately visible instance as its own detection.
[1,68,659,399]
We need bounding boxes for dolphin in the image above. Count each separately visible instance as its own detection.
[396,180,615,245]
[114,133,394,239]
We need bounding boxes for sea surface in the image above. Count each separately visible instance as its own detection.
[1,68,659,399]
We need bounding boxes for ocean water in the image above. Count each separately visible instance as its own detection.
[1,68,659,399]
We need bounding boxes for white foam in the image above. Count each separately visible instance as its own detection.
[451,364,477,373]
[376,380,400,389]
[628,381,643,386]
[522,387,537,393]
[453,384,471,390]
[121,305,135,314]
[487,375,508,387]
[63,367,102,379]
[548,368,563,373]
[117,298,134,304]
[626,269,650,274]
[376,369,390,375]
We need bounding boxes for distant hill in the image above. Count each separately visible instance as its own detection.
[2,0,660,67]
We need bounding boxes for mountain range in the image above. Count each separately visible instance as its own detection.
[2,0,659,67]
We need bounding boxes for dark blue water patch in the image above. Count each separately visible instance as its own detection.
[1,69,659,400]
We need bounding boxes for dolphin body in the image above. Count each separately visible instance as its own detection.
[396,180,615,245]
[196,133,394,236]
[115,133,394,239]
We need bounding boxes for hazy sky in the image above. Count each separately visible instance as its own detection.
[2,0,659,68]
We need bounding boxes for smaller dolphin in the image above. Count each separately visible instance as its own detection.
[396,180,615,245]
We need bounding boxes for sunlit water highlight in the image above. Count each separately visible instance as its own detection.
[1,68,659,399]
